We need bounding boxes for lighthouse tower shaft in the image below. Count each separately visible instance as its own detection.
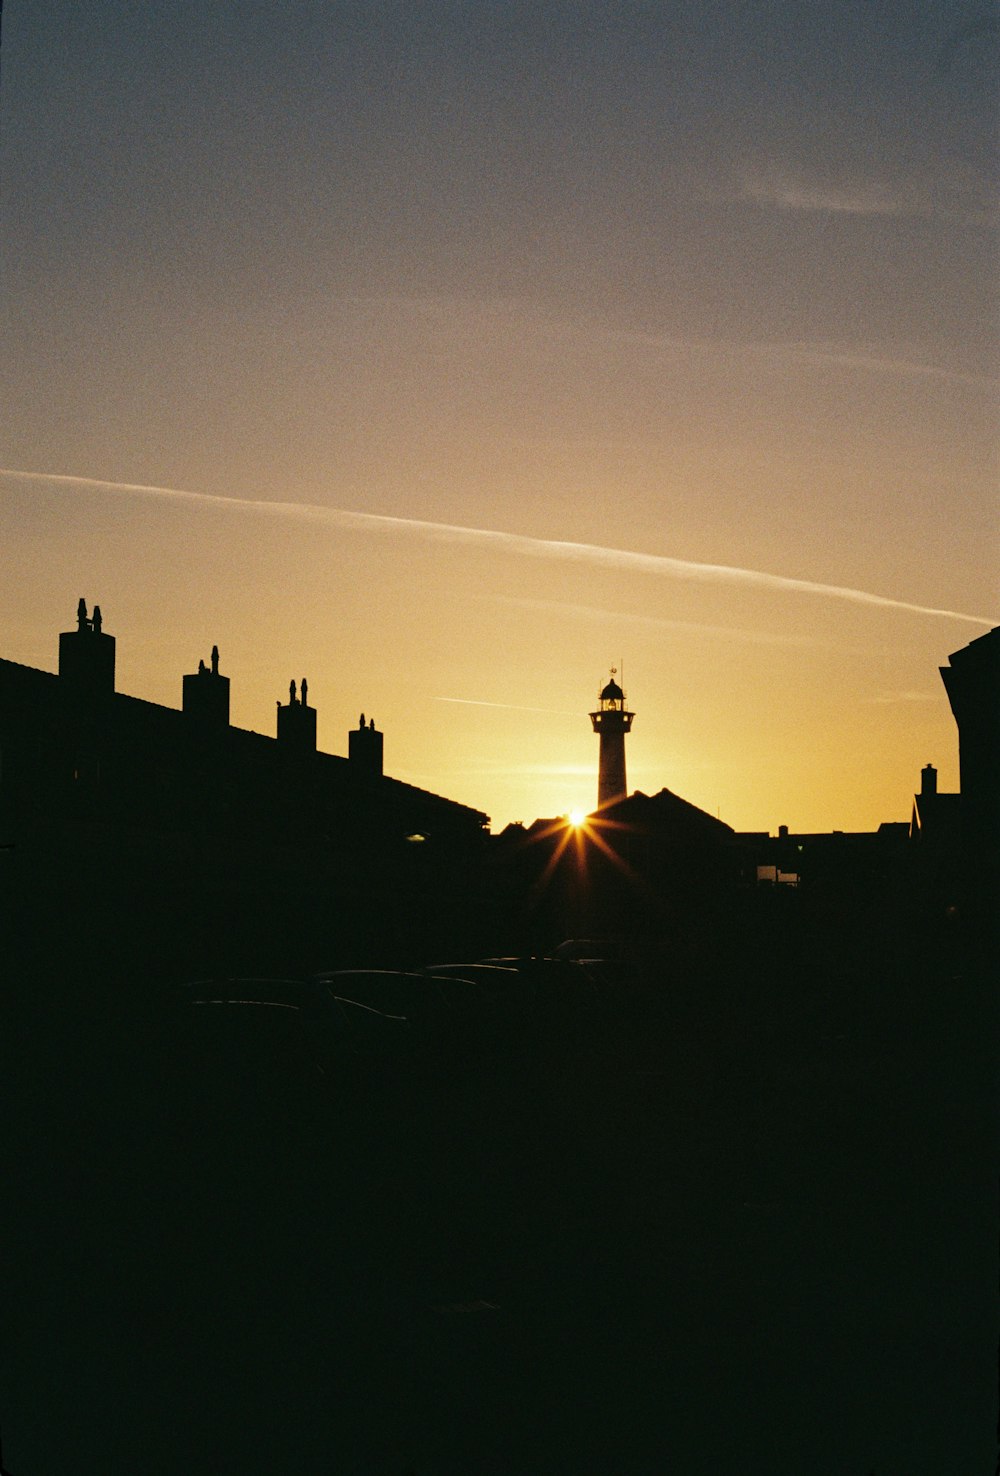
[590,675,634,809]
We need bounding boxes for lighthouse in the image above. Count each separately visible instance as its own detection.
[590,670,634,809]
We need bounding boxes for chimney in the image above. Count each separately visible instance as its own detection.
[920,764,937,797]
[277,678,317,754]
[58,598,116,701]
[183,647,230,732]
[349,713,384,776]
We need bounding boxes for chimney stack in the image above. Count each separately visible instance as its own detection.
[277,677,317,754]
[349,713,384,776]
[183,647,230,731]
[59,598,116,701]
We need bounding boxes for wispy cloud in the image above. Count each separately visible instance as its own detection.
[769,343,993,388]
[868,690,941,704]
[739,166,918,218]
[492,595,827,648]
[736,158,995,229]
[594,326,995,391]
[2,466,995,627]
[328,296,998,391]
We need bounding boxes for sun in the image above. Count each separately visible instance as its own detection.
[568,807,587,828]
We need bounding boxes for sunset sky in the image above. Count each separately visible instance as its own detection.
[1,1,996,832]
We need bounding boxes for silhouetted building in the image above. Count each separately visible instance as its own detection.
[494,784,742,948]
[590,670,634,809]
[0,601,490,971]
[0,602,488,848]
[940,625,1000,949]
[940,627,1000,827]
[909,763,960,849]
[905,761,961,915]
[737,819,913,916]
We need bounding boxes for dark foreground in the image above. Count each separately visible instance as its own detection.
[2,938,995,1475]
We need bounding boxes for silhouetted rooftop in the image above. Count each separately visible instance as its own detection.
[0,652,489,841]
[604,787,736,841]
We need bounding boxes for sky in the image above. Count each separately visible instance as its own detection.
[1,0,996,832]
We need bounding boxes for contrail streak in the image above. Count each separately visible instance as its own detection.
[2,467,994,627]
[435,696,581,717]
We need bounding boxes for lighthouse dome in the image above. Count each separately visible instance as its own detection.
[600,676,624,702]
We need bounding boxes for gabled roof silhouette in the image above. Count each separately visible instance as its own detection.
[508,785,735,847]
[598,786,735,841]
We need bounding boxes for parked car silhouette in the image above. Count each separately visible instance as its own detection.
[420,963,534,1045]
[478,955,601,1023]
[309,969,452,1055]
[173,976,414,1087]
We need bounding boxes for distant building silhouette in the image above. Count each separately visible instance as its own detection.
[909,763,960,847]
[940,624,1000,949]
[940,627,999,852]
[590,670,634,809]
[907,761,961,913]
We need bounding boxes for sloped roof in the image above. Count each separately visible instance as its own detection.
[599,787,735,841]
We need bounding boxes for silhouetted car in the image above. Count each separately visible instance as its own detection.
[309,969,451,1054]
[421,962,512,978]
[420,963,534,1043]
[173,976,414,1084]
[177,975,337,1011]
[311,967,527,1058]
[548,939,627,989]
[550,938,623,964]
[478,955,601,1020]
[309,968,444,1016]
[157,979,428,1231]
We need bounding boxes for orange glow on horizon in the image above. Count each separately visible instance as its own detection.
[1,4,990,840]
